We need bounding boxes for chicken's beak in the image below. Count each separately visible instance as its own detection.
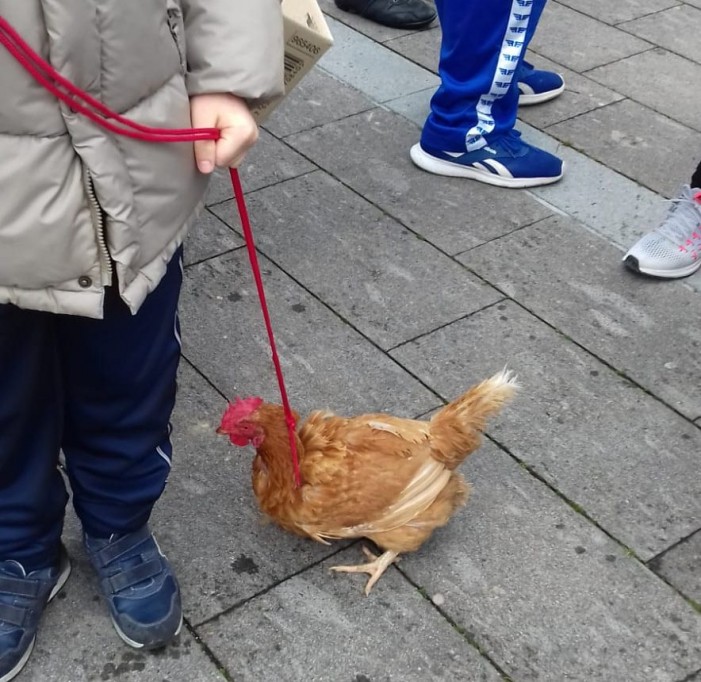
[216,427,226,435]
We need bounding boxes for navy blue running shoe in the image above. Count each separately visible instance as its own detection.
[84,526,182,650]
[0,547,70,682]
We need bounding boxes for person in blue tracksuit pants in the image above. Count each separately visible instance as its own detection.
[411,0,565,189]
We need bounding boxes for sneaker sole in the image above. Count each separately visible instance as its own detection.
[623,254,701,279]
[0,555,71,682]
[49,553,71,602]
[519,83,566,106]
[0,638,35,682]
[111,613,183,651]
[410,143,564,189]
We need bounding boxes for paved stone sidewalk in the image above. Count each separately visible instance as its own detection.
[25,2,701,680]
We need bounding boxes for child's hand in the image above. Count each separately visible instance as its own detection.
[190,93,259,174]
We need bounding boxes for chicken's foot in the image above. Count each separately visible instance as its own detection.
[330,547,399,595]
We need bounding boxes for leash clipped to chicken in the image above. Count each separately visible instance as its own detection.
[218,369,518,594]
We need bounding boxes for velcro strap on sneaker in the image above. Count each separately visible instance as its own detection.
[106,558,163,594]
[0,574,40,598]
[0,602,29,628]
[92,526,153,568]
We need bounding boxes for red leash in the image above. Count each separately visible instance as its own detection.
[0,16,302,487]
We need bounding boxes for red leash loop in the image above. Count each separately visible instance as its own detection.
[0,16,302,487]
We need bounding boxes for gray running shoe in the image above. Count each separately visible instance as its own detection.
[623,185,701,279]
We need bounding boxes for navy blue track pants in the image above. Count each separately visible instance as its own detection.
[421,0,547,152]
[0,250,183,571]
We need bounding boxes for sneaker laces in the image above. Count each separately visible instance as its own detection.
[655,185,701,247]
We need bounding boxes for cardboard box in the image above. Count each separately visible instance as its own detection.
[251,0,334,123]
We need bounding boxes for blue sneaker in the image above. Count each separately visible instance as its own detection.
[0,547,70,682]
[84,526,182,650]
[410,131,564,188]
[517,60,565,105]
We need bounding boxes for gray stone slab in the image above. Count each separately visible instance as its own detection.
[530,1,652,72]
[399,442,701,682]
[459,214,701,422]
[383,26,441,72]
[318,0,437,44]
[180,250,438,417]
[390,300,701,560]
[196,547,502,682]
[211,171,501,350]
[518,122,664,251]
[649,530,701,604]
[588,49,701,134]
[517,54,625,129]
[21,537,225,681]
[318,17,439,103]
[262,67,373,139]
[184,208,242,267]
[621,5,701,64]
[285,107,553,255]
[547,98,701,196]
[204,129,315,206]
[555,0,680,24]
[384,87,433,128]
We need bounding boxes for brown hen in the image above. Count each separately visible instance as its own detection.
[217,369,517,594]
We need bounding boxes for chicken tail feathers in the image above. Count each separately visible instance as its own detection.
[428,368,518,468]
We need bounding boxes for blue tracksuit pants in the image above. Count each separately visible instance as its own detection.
[0,250,183,571]
[421,0,548,152]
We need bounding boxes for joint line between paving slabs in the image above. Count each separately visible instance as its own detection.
[193,541,356,630]
[647,528,701,569]
[184,616,236,682]
[187,213,450,406]
[486,434,701,616]
[181,355,230,403]
[263,134,701,428]
[677,667,701,682]
[396,568,515,682]
[387,298,508,353]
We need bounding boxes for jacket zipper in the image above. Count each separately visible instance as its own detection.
[84,171,113,284]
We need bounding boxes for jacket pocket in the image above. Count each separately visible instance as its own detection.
[166,0,187,74]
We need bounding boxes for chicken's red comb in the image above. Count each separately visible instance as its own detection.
[218,397,264,433]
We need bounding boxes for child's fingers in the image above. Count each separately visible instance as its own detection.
[194,136,216,174]
[190,101,217,174]
[190,94,258,171]
[215,123,259,168]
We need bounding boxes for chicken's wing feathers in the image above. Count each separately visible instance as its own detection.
[302,457,451,540]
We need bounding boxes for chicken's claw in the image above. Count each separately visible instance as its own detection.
[330,548,399,595]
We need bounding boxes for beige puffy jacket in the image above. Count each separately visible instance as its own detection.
[0,0,284,318]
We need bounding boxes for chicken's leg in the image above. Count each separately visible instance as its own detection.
[330,547,399,595]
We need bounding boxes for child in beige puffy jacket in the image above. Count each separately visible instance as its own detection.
[0,2,283,678]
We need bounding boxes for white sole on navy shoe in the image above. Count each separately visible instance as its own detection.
[111,612,183,650]
[518,83,566,106]
[410,143,563,189]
